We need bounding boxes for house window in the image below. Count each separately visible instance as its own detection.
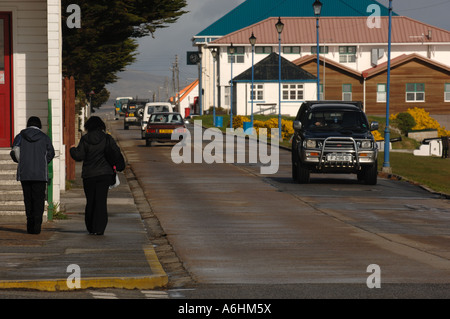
[255,46,272,54]
[342,84,352,101]
[225,86,230,106]
[406,83,425,102]
[283,46,300,54]
[377,84,387,103]
[339,46,357,63]
[311,46,329,54]
[445,83,450,102]
[228,46,245,63]
[283,84,304,100]
[250,84,264,100]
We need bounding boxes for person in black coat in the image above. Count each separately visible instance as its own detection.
[70,116,122,235]
[11,116,55,234]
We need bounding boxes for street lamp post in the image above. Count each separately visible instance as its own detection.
[383,0,393,173]
[249,32,257,130]
[275,17,284,141]
[198,50,203,115]
[211,48,218,127]
[313,0,322,101]
[229,43,235,128]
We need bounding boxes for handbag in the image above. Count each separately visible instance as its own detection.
[104,134,125,188]
[104,134,125,172]
[109,166,121,190]
[10,135,22,163]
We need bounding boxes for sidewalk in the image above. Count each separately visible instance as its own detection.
[0,162,168,292]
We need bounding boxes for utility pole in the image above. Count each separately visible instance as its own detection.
[175,55,180,112]
[164,76,169,101]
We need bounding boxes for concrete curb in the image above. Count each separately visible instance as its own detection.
[0,244,168,292]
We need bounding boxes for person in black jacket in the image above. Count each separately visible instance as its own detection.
[11,116,55,234]
[70,116,122,235]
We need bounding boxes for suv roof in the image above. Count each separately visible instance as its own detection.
[301,100,363,110]
[296,100,364,120]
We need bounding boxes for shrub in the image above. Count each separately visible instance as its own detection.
[372,130,383,141]
[395,112,416,135]
[391,107,450,137]
[232,115,250,129]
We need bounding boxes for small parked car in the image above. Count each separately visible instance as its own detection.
[144,112,186,147]
[140,102,174,139]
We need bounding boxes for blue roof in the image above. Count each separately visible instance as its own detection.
[196,0,397,37]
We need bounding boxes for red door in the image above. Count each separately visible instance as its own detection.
[0,13,12,147]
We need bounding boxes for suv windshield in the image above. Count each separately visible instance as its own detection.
[306,110,369,132]
[147,105,171,114]
[149,113,183,124]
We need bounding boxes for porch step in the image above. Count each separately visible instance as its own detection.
[0,148,24,217]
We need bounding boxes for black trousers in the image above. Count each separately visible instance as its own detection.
[21,181,47,234]
[83,175,111,234]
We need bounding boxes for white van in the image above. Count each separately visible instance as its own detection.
[141,102,174,138]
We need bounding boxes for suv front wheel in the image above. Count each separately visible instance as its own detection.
[359,160,378,185]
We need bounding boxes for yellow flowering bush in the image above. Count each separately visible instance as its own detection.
[232,116,294,140]
[391,107,450,137]
[372,130,384,141]
[232,115,250,129]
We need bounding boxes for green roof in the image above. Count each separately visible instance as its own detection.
[196,0,397,37]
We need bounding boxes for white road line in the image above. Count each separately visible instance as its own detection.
[141,290,169,299]
[90,291,118,299]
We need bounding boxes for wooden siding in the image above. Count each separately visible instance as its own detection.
[365,59,450,115]
[298,58,450,115]
[299,60,364,104]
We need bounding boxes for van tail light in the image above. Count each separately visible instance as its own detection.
[147,128,156,133]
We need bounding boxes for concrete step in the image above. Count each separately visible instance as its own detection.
[0,160,17,170]
[0,201,25,212]
[0,190,23,201]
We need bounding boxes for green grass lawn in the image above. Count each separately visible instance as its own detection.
[378,152,450,195]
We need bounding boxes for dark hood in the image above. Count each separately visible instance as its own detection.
[304,130,373,140]
[20,127,45,143]
[84,130,107,145]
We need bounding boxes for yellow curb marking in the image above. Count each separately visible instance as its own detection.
[0,244,168,292]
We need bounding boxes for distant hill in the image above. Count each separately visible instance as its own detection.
[105,69,171,105]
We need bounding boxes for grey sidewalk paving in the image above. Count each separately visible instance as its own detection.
[0,163,168,291]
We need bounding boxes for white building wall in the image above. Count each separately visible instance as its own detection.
[47,0,63,203]
[203,42,450,117]
[1,0,63,203]
[235,82,317,117]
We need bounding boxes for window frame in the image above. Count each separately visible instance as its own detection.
[227,46,245,63]
[249,84,264,101]
[406,83,425,102]
[342,84,352,101]
[377,83,387,103]
[311,46,329,54]
[339,46,357,63]
[283,46,300,54]
[255,46,273,54]
[282,84,304,101]
[445,83,450,102]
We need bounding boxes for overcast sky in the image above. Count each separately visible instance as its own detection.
[107,0,450,100]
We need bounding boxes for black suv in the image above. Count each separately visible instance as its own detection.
[124,99,148,130]
[291,101,379,185]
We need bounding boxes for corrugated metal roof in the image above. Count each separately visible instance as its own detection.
[196,0,396,37]
[211,16,450,45]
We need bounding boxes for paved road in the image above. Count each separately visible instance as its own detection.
[106,111,450,292]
